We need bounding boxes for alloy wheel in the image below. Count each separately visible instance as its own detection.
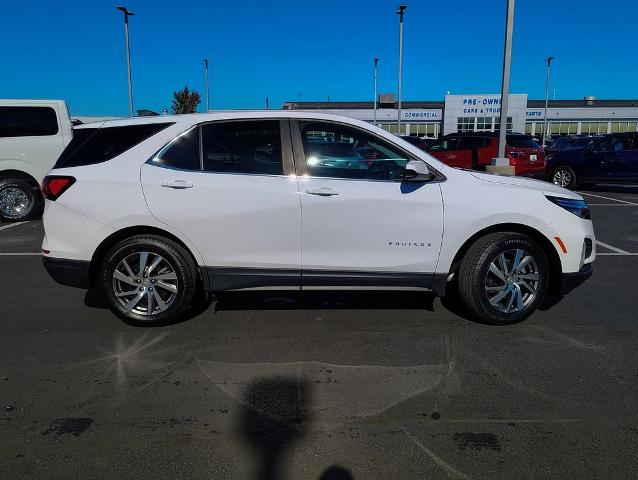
[111,251,178,316]
[484,248,540,314]
[0,187,32,220]
[552,169,572,187]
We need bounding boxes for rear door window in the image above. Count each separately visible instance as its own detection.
[55,123,173,168]
[152,127,200,171]
[201,120,283,175]
[0,106,58,137]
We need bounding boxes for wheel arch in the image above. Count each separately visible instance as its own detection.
[0,169,41,189]
[88,225,206,289]
[447,223,562,295]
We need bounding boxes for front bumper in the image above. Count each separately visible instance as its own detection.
[559,262,593,295]
[42,256,90,289]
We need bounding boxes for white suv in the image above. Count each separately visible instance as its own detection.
[41,112,595,326]
[0,99,73,221]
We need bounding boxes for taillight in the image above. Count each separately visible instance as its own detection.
[41,176,76,201]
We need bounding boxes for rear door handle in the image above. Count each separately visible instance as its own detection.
[161,180,193,189]
[306,187,339,196]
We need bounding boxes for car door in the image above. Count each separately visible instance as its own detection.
[141,119,302,290]
[291,119,444,289]
[580,135,621,182]
[610,133,638,181]
[428,136,466,168]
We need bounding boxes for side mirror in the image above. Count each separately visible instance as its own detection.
[404,160,434,182]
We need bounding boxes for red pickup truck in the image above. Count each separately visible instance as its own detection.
[427,132,545,177]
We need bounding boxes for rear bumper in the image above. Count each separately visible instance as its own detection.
[559,262,593,296]
[42,256,90,289]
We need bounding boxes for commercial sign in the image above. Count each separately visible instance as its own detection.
[402,110,441,120]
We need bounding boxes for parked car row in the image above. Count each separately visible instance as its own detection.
[402,131,638,188]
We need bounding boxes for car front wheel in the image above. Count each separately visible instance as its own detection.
[457,232,549,325]
[99,235,197,326]
[550,166,577,188]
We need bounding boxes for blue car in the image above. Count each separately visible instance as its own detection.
[546,132,638,188]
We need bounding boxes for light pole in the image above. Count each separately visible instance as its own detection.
[373,58,379,125]
[495,0,515,163]
[203,58,210,112]
[396,5,407,133]
[543,56,555,148]
[116,6,135,117]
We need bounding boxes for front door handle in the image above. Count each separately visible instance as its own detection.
[306,187,339,196]
[161,180,193,189]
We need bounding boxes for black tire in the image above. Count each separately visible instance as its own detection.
[457,232,549,325]
[99,235,198,326]
[548,166,577,189]
[0,178,43,222]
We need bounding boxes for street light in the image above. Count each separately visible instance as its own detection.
[543,56,555,148]
[495,0,515,163]
[116,6,135,117]
[203,58,210,112]
[396,5,407,133]
[373,58,379,126]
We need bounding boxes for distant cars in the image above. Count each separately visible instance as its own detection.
[546,132,638,188]
[545,135,602,155]
[0,99,73,221]
[399,135,436,151]
[427,132,545,177]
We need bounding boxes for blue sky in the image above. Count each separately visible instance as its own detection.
[1,0,637,116]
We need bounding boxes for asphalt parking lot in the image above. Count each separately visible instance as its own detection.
[1,185,638,479]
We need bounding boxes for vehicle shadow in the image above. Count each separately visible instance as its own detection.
[240,376,353,480]
[578,184,638,194]
[214,290,436,312]
[83,284,214,326]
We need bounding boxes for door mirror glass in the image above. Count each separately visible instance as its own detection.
[404,160,433,182]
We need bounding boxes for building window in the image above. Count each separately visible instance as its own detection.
[580,121,609,135]
[457,117,475,132]
[553,122,579,135]
[610,121,638,133]
[476,117,492,131]
[493,116,513,132]
[525,122,533,134]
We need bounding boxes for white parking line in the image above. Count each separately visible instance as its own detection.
[0,221,29,232]
[579,192,638,206]
[596,240,631,255]
[597,252,638,256]
[0,253,41,256]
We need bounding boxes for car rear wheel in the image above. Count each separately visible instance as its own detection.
[0,178,43,222]
[99,235,197,326]
[550,166,577,188]
[457,232,549,325]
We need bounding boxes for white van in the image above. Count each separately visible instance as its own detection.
[0,99,73,221]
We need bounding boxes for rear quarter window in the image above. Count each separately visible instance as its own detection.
[54,123,173,168]
[507,136,540,149]
[0,106,58,137]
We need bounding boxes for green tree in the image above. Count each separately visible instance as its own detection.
[171,86,201,114]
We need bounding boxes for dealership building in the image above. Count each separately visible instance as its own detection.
[283,94,638,139]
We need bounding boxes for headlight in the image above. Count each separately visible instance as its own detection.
[545,195,591,219]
